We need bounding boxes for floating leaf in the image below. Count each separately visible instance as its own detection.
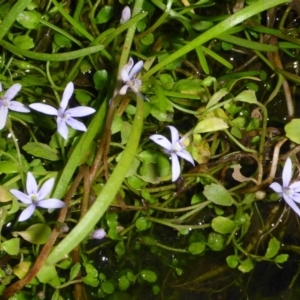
[13,223,51,244]
[212,216,236,234]
[207,232,225,251]
[101,281,114,294]
[193,117,228,134]
[188,242,206,255]
[226,255,239,268]
[140,270,157,283]
[23,142,61,161]
[119,275,130,291]
[203,183,233,206]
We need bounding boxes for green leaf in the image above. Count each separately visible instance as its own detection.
[83,275,99,287]
[285,119,300,144]
[135,217,149,231]
[234,90,258,104]
[226,255,239,268]
[193,117,228,134]
[211,216,236,234]
[93,70,108,91]
[13,35,35,49]
[206,89,229,108]
[84,263,98,277]
[140,270,157,283]
[188,242,206,255]
[2,238,20,255]
[13,261,31,279]
[207,232,225,251]
[115,241,126,256]
[54,33,71,48]
[119,275,130,291]
[0,186,13,202]
[274,254,289,264]
[12,224,51,244]
[0,161,19,174]
[37,265,58,283]
[95,6,113,24]
[265,237,280,259]
[17,11,41,29]
[23,142,61,161]
[238,258,254,273]
[101,281,115,294]
[70,263,81,281]
[141,33,154,45]
[203,183,233,206]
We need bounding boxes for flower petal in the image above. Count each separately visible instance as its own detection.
[65,117,87,132]
[9,101,30,113]
[282,158,292,188]
[38,178,54,200]
[57,118,69,140]
[171,153,180,182]
[121,58,134,82]
[149,134,172,151]
[168,126,180,145]
[119,84,129,95]
[37,199,65,209]
[61,82,74,110]
[91,228,106,240]
[120,6,131,24]
[128,60,143,79]
[292,193,300,203]
[66,106,95,117]
[289,181,300,192]
[26,172,38,195]
[177,149,195,166]
[0,106,8,130]
[5,83,22,101]
[30,103,58,116]
[9,190,32,204]
[269,182,283,194]
[283,193,300,217]
[18,204,36,222]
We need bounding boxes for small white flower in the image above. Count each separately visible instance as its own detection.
[120,6,131,24]
[0,82,30,130]
[10,172,65,222]
[150,126,195,182]
[120,57,143,95]
[29,82,95,140]
[270,157,300,217]
[91,228,106,240]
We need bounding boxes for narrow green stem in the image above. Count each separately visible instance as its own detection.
[46,95,144,266]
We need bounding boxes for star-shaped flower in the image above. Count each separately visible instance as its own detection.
[0,82,30,130]
[29,82,95,140]
[150,126,195,182]
[270,157,300,217]
[120,57,143,95]
[10,172,65,222]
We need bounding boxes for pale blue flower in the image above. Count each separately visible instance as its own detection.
[120,6,131,24]
[150,126,194,182]
[0,82,30,130]
[10,172,65,222]
[270,157,300,217]
[29,82,95,139]
[120,57,143,95]
[91,228,106,240]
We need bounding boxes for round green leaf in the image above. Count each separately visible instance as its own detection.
[285,119,300,144]
[95,6,113,24]
[188,242,206,255]
[2,238,20,255]
[264,237,280,259]
[93,70,108,91]
[17,11,41,29]
[135,217,148,231]
[207,232,225,251]
[140,270,157,283]
[238,258,254,273]
[203,183,233,206]
[101,281,115,294]
[13,224,51,244]
[119,275,130,291]
[193,117,228,134]
[226,255,239,268]
[211,216,236,234]
[13,35,35,50]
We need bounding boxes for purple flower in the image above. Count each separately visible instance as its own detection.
[91,228,106,240]
[0,82,30,130]
[120,57,143,95]
[10,172,65,222]
[29,82,95,140]
[270,157,300,217]
[150,126,194,182]
[120,6,131,24]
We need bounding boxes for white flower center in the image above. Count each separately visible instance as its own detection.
[171,141,184,153]
[126,79,141,93]
[0,98,9,108]
[283,187,294,198]
[58,108,70,120]
[30,193,38,204]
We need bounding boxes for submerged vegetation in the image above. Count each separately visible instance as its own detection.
[2,0,300,299]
